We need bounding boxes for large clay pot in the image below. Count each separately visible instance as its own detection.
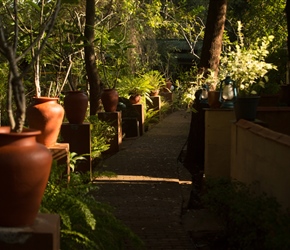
[101,89,119,112]
[0,127,52,227]
[234,96,260,121]
[26,97,64,147]
[64,91,88,124]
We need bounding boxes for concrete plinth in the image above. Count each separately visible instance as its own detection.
[0,214,60,250]
[133,104,145,136]
[60,123,91,173]
[122,117,139,138]
[147,96,161,111]
[204,108,235,179]
[160,92,173,103]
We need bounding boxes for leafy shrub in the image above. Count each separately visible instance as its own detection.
[202,178,290,249]
[219,22,277,97]
[41,162,144,250]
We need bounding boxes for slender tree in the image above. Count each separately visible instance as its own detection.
[84,0,101,115]
[184,0,228,208]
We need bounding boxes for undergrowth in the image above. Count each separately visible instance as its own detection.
[41,161,144,250]
[202,178,290,250]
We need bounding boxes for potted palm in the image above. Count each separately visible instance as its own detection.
[145,70,166,96]
[218,22,277,120]
[117,74,153,104]
[0,0,61,227]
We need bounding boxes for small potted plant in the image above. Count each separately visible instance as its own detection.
[145,70,166,96]
[117,74,153,104]
[218,21,277,120]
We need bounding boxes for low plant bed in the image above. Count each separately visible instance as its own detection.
[186,178,290,249]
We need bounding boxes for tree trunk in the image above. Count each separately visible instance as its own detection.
[84,0,101,116]
[199,0,227,88]
[184,0,228,208]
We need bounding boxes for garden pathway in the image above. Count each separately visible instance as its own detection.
[93,110,196,249]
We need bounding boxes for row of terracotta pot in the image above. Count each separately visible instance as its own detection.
[26,90,89,147]
[0,89,122,227]
[0,90,89,228]
[3,88,118,157]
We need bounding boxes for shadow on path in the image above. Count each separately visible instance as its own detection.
[93,110,195,249]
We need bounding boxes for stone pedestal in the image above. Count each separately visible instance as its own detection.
[133,103,145,136]
[122,118,139,138]
[146,96,161,122]
[98,112,122,154]
[160,92,173,103]
[0,214,60,250]
[60,123,91,173]
[204,108,235,179]
[147,96,161,111]
[48,143,70,178]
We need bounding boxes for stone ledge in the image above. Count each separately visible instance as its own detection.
[0,214,60,250]
[257,106,290,112]
[236,119,290,147]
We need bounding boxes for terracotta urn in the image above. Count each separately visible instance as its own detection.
[0,127,52,227]
[26,97,64,147]
[101,89,119,112]
[64,90,88,124]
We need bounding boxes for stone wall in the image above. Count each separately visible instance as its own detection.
[231,119,290,209]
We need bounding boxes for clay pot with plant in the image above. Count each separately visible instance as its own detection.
[62,56,89,124]
[0,0,62,227]
[117,74,153,105]
[145,70,166,96]
[24,1,66,146]
[98,71,119,112]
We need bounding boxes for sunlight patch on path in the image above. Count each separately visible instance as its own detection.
[94,175,192,184]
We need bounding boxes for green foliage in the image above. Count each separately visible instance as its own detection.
[117,74,152,100]
[61,0,80,4]
[202,178,290,249]
[228,0,286,54]
[144,108,160,130]
[253,80,281,95]
[69,152,87,172]
[227,1,286,84]
[88,115,116,159]
[219,22,277,96]
[142,70,166,91]
[116,70,165,103]
[98,39,135,89]
[41,162,144,249]
[173,65,204,109]
[0,62,9,125]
